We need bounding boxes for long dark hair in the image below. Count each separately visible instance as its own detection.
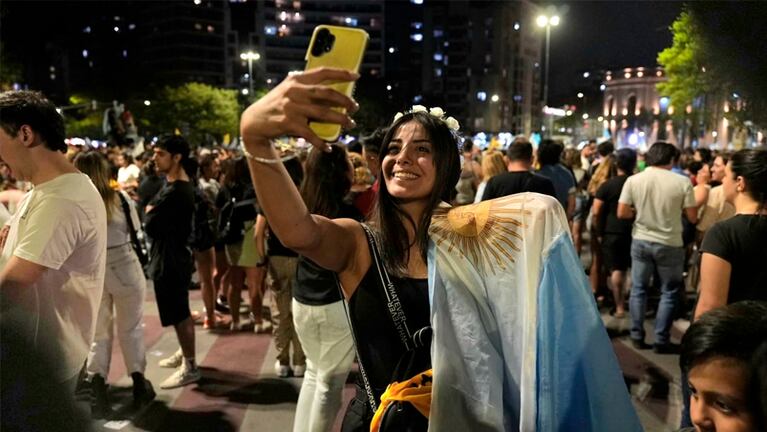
[371,111,461,276]
[730,148,767,212]
[300,144,351,218]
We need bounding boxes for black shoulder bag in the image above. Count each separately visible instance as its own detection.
[340,224,432,432]
[118,192,148,266]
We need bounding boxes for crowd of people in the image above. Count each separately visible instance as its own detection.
[1,70,765,432]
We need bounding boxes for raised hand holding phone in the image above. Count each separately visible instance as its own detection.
[240,67,359,153]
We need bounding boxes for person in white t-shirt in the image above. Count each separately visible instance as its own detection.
[0,90,107,393]
[117,151,141,190]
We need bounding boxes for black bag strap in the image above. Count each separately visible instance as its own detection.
[360,223,414,350]
[336,223,426,413]
[118,192,146,262]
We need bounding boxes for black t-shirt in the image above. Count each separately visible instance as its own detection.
[595,175,633,236]
[293,203,363,306]
[145,180,195,279]
[700,214,767,303]
[481,171,556,201]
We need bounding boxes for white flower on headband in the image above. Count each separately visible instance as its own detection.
[391,105,461,132]
[444,116,460,131]
[429,107,444,117]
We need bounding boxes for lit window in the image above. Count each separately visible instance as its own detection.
[207,25,215,32]
[194,0,202,4]
[122,50,128,58]
[195,23,203,30]
[513,22,520,31]
[279,11,287,21]
[370,18,381,28]
[114,26,120,32]
[278,24,290,37]
[292,1,301,9]
[411,0,423,4]
[433,53,443,61]
[413,95,423,103]
[435,68,442,77]
[129,23,136,30]
[412,22,423,30]
[265,25,277,35]
[82,49,89,58]
[434,29,443,38]
[344,17,358,26]
[477,91,487,101]
[485,54,491,64]
[410,33,423,42]
[513,95,522,102]
[84,26,91,33]
[388,47,395,54]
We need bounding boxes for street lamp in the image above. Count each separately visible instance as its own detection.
[537,14,560,108]
[240,50,261,95]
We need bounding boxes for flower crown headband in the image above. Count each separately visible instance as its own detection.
[392,105,460,132]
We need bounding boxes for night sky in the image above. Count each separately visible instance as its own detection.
[547,1,684,102]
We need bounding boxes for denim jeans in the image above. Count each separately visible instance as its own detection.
[629,239,684,345]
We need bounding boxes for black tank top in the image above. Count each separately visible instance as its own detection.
[347,243,431,400]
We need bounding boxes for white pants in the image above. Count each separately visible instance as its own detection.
[86,243,147,377]
[292,299,355,432]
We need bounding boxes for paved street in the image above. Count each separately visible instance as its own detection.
[88,282,686,432]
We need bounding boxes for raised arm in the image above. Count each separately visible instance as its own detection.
[239,68,367,282]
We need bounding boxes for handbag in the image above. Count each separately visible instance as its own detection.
[118,192,148,266]
[339,223,432,432]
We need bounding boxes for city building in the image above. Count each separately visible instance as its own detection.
[137,1,234,87]
[386,0,543,136]
[246,0,384,87]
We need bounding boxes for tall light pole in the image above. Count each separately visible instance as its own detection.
[537,14,559,136]
[240,50,261,96]
[537,14,559,108]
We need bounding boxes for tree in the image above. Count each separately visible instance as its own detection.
[144,83,240,146]
[0,42,24,91]
[62,94,103,138]
[658,5,767,130]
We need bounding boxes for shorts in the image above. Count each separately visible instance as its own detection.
[601,234,631,272]
[153,273,192,327]
[225,222,263,267]
[572,193,589,223]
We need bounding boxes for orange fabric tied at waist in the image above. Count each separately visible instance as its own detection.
[370,369,433,432]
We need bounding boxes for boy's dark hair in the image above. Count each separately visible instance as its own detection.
[615,148,637,174]
[645,141,678,167]
[537,139,564,166]
[505,138,533,162]
[155,134,190,158]
[695,147,713,164]
[597,141,615,157]
[361,127,387,156]
[681,301,767,374]
[0,90,66,153]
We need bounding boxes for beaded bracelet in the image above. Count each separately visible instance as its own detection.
[241,143,297,164]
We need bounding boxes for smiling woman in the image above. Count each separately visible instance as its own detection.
[238,68,639,431]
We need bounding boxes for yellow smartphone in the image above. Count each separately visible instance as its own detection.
[304,25,369,142]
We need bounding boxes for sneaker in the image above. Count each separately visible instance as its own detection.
[131,372,156,408]
[253,320,273,334]
[275,361,291,378]
[230,320,245,331]
[292,364,306,378]
[215,295,231,314]
[160,364,201,389]
[158,349,183,368]
[631,339,652,350]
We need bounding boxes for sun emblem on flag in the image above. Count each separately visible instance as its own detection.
[429,196,529,274]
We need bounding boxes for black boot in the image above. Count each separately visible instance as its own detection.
[131,372,156,408]
[91,374,111,419]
